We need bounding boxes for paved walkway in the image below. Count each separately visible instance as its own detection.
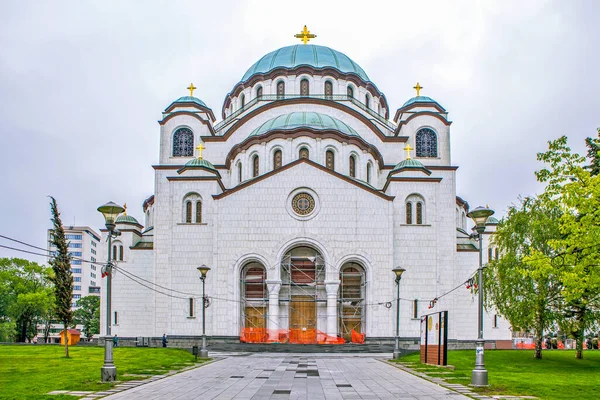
[103,353,469,400]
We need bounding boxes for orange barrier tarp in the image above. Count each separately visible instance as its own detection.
[240,328,346,344]
[351,329,365,344]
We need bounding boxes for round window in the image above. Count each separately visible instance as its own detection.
[292,193,315,216]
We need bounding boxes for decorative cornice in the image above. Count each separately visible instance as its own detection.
[163,101,216,121]
[223,65,389,119]
[393,102,447,121]
[176,165,222,179]
[213,158,394,201]
[394,112,452,136]
[159,111,216,135]
[224,128,385,169]
[383,176,443,192]
[203,98,407,143]
[382,164,459,170]
[166,176,226,192]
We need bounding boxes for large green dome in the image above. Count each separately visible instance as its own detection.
[249,112,359,137]
[242,45,370,82]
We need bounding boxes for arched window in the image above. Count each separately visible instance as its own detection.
[415,128,438,158]
[339,263,366,342]
[365,94,371,109]
[253,155,259,177]
[112,245,117,260]
[325,81,333,97]
[273,149,282,169]
[238,162,243,183]
[406,194,426,225]
[347,86,354,98]
[240,93,245,108]
[349,156,356,177]
[195,201,202,223]
[172,127,194,157]
[119,245,123,261]
[366,163,372,184]
[256,86,263,98]
[326,150,335,171]
[183,193,202,223]
[241,263,267,339]
[185,201,192,223]
[300,79,309,96]
[299,147,309,159]
[276,81,285,99]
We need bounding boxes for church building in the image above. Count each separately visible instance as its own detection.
[100,29,511,347]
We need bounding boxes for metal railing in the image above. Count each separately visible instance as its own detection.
[214,95,396,132]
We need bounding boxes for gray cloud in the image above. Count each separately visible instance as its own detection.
[1,0,598,262]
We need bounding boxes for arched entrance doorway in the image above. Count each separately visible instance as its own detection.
[339,262,366,342]
[280,246,325,344]
[240,262,268,343]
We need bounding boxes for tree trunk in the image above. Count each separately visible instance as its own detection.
[534,303,544,359]
[63,320,69,358]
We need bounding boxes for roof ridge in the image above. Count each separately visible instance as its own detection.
[269,48,284,70]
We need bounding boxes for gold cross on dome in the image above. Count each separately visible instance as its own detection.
[294,25,317,44]
[404,144,413,160]
[196,143,206,160]
[187,83,197,97]
[123,203,127,215]
[413,82,423,96]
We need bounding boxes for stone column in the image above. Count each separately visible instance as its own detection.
[325,280,340,341]
[265,280,281,342]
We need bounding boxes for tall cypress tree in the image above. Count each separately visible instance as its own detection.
[584,128,600,176]
[48,197,74,358]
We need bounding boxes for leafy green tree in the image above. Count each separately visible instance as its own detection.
[537,135,600,359]
[48,197,74,357]
[584,128,600,176]
[485,196,564,359]
[74,296,100,339]
[0,258,54,342]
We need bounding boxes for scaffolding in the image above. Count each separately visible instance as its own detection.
[239,264,269,343]
[339,263,367,343]
[279,250,326,344]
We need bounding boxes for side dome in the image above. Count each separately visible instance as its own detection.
[241,44,369,82]
[116,214,140,225]
[184,158,217,171]
[391,158,431,175]
[249,112,358,137]
[164,96,210,111]
[401,96,446,111]
[486,216,499,225]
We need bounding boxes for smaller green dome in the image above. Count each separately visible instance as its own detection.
[402,96,445,111]
[115,214,139,225]
[486,216,499,224]
[392,158,425,172]
[250,112,359,137]
[165,96,209,111]
[185,158,216,171]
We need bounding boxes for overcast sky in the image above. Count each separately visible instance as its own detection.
[1,0,598,263]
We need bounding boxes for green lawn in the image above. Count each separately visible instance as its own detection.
[394,350,600,400]
[0,345,208,399]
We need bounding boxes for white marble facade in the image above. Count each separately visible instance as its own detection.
[100,43,511,345]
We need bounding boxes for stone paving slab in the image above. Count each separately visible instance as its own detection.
[100,354,470,400]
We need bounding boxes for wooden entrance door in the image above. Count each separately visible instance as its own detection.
[289,296,316,343]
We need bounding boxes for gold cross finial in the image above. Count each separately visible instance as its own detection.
[294,25,317,44]
[404,144,413,160]
[187,83,197,97]
[413,82,423,96]
[196,143,206,160]
[123,203,127,215]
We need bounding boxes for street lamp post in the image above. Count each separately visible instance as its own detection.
[97,201,124,382]
[392,267,406,359]
[467,205,494,387]
[197,265,211,358]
